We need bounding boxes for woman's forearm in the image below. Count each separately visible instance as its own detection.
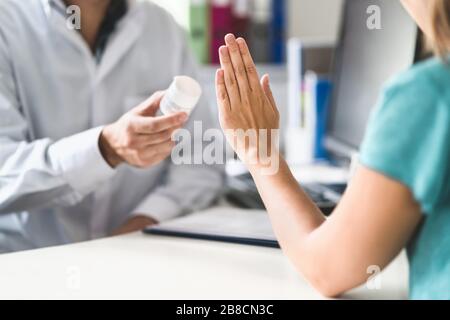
[249,156,326,253]
[248,156,332,291]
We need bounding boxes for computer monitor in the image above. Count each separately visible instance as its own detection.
[325,0,418,158]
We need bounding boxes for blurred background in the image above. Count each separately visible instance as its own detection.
[148,0,344,157]
[143,0,422,210]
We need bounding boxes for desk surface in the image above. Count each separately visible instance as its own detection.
[0,232,409,300]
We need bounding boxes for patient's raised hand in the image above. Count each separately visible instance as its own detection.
[215,34,280,169]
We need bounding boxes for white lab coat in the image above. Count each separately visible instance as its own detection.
[0,0,223,252]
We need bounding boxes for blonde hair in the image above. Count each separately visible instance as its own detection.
[430,0,450,57]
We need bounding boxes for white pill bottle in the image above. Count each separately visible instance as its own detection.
[160,76,203,116]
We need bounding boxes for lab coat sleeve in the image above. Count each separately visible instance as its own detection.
[131,27,224,222]
[0,33,116,215]
[132,159,224,222]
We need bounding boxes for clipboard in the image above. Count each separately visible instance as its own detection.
[143,208,279,249]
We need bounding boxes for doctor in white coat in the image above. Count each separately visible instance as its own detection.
[0,0,223,252]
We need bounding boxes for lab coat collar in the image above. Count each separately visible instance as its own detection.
[39,0,142,84]
[96,7,143,83]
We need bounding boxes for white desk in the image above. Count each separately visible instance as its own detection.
[0,232,408,300]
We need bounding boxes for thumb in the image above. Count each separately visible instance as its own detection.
[260,74,276,110]
[135,91,165,116]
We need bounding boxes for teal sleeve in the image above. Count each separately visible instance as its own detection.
[360,73,450,214]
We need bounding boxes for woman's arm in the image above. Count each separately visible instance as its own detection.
[251,158,421,296]
[215,34,422,297]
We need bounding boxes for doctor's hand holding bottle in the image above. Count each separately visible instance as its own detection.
[99,91,188,169]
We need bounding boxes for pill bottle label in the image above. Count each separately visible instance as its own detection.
[160,76,202,116]
[160,96,194,115]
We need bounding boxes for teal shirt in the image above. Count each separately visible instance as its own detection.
[360,57,450,300]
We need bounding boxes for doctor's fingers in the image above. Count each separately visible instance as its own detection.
[123,126,179,149]
[136,140,175,166]
[143,125,182,145]
[131,112,188,134]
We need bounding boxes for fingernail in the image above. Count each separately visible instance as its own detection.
[225,33,235,42]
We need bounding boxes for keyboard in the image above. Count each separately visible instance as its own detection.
[225,173,347,216]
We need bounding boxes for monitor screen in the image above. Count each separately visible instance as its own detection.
[326,0,418,156]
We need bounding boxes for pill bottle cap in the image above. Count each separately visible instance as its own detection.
[166,76,202,111]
